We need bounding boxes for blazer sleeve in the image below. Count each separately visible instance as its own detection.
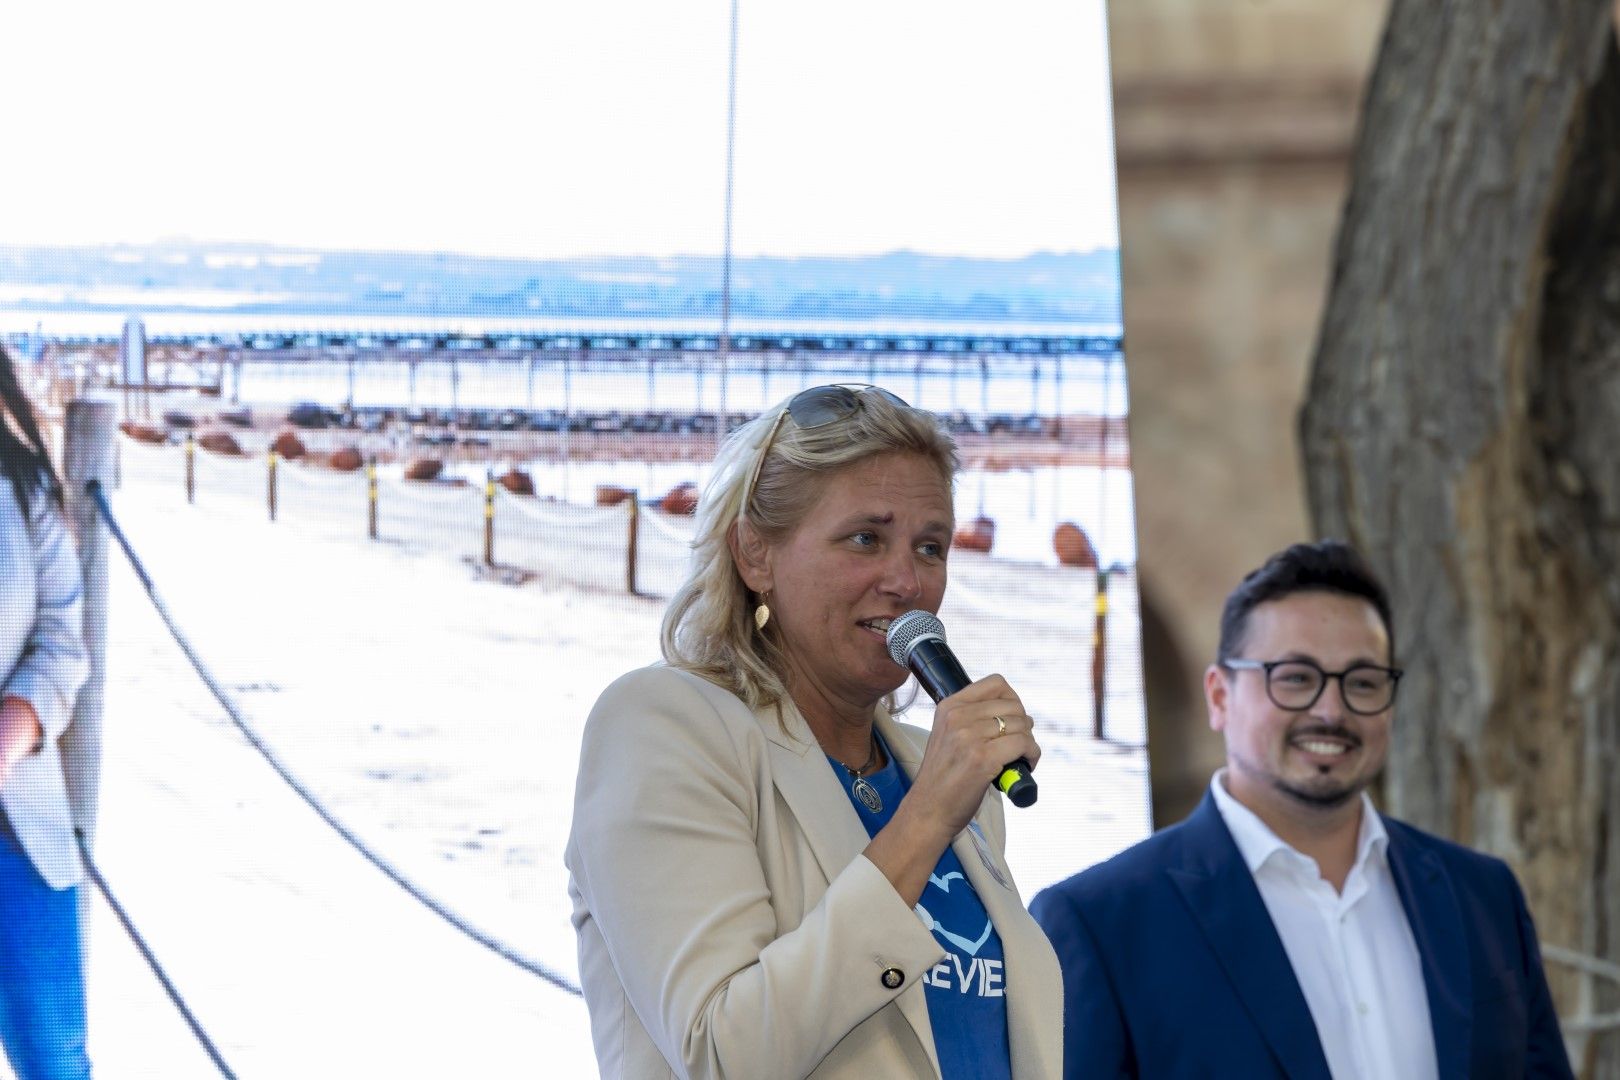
[3,496,88,745]
[1502,867,1575,1079]
[1028,884,1135,1079]
[568,669,944,1080]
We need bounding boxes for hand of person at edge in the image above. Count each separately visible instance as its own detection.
[0,695,44,789]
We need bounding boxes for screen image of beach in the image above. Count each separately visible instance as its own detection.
[0,1,1138,1074]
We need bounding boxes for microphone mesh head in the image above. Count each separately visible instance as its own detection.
[886,610,946,667]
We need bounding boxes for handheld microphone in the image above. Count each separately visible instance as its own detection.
[885,610,1038,808]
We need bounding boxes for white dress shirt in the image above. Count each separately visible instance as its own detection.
[1209,771,1439,1080]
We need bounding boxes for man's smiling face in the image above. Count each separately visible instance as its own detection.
[1208,590,1395,811]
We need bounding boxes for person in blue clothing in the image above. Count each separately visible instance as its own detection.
[1031,540,1572,1079]
[0,344,93,1080]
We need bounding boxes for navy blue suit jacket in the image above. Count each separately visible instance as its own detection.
[1029,793,1572,1078]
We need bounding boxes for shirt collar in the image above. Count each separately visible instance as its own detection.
[1209,769,1387,877]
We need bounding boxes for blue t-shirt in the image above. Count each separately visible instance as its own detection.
[826,738,1012,1080]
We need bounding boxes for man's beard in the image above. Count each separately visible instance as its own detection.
[1269,723,1376,809]
[1272,773,1363,809]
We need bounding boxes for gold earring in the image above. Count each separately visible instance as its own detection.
[754,593,771,631]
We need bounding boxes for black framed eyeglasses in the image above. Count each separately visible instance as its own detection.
[1223,657,1404,715]
[743,384,909,509]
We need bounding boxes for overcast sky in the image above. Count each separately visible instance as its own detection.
[1,0,1118,260]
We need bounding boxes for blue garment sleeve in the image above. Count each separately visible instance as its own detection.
[1028,886,1135,1079]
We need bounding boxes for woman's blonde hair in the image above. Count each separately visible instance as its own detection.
[661,387,959,712]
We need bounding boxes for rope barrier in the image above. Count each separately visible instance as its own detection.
[638,506,698,544]
[496,490,626,532]
[936,571,1017,618]
[190,451,261,476]
[939,568,1087,628]
[1563,1013,1620,1035]
[1544,944,1620,1034]
[279,463,368,491]
[75,830,239,1078]
[116,433,181,456]
[1545,945,1620,983]
[487,487,576,517]
[87,480,583,996]
[376,477,484,510]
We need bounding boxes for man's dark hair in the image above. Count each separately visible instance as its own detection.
[1216,540,1394,665]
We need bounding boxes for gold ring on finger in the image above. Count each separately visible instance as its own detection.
[994,715,1007,737]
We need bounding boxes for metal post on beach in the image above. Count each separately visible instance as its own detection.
[1054,355,1064,441]
[185,431,195,503]
[63,399,114,958]
[484,470,496,566]
[267,449,279,522]
[717,0,738,442]
[367,457,379,540]
[626,491,640,596]
[1091,353,1116,739]
[562,351,574,501]
[1092,567,1110,741]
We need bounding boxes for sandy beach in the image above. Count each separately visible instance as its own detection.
[15,433,1150,1078]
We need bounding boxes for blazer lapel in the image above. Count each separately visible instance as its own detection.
[869,712,949,1077]
[952,808,1061,1080]
[876,712,1061,1080]
[1166,795,1333,1080]
[759,702,873,890]
[765,704,941,1076]
[1385,821,1473,1080]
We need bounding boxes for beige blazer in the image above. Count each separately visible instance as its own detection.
[565,665,1063,1079]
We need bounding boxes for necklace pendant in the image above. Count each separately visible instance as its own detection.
[852,776,883,814]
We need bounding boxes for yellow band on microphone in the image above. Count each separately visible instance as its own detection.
[996,767,1025,794]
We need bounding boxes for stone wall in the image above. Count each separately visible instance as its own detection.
[1107,0,1390,825]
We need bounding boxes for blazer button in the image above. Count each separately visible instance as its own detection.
[880,967,904,990]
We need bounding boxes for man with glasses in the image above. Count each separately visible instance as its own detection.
[1030,541,1571,1078]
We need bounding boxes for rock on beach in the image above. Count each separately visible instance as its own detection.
[404,458,445,482]
[198,430,244,456]
[328,447,365,472]
[954,516,995,554]
[271,431,308,460]
[659,482,698,516]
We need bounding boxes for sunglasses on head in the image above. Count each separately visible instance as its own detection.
[743,384,910,510]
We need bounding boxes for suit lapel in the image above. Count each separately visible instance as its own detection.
[1167,795,1333,1080]
[1385,821,1473,1080]
[764,704,941,1076]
